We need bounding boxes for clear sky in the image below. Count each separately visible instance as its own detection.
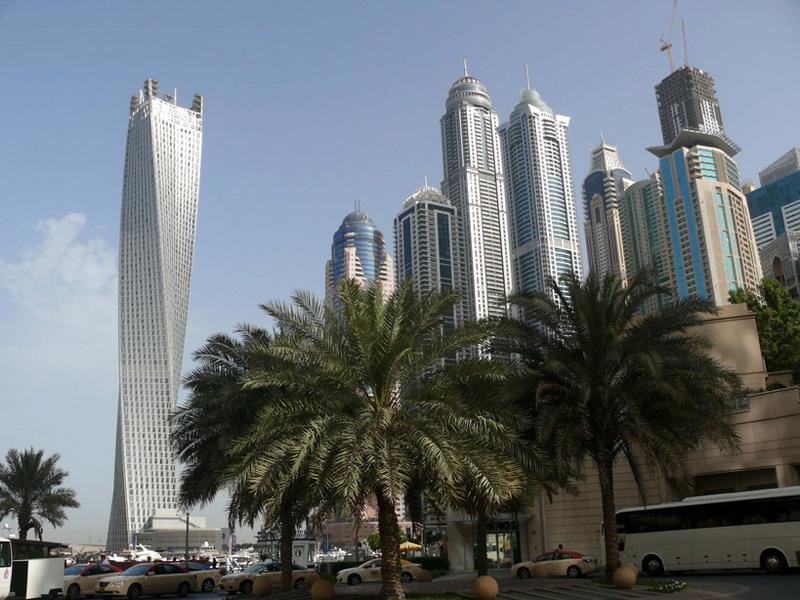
[1,0,798,547]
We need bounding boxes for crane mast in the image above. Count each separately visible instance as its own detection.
[660,0,678,72]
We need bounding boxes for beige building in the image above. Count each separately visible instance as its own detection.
[446,304,800,569]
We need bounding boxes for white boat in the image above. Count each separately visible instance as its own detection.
[132,544,163,562]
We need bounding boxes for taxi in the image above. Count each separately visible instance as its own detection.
[336,559,421,585]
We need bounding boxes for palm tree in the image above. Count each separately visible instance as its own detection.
[495,272,741,578]
[172,326,315,591]
[237,279,528,600]
[0,448,79,540]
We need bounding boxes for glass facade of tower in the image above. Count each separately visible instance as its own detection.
[325,210,394,306]
[581,140,634,280]
[440,72,512,321]
[655,143,761,305]
[498,88,582,301]
[393,186,465,330]
[746,170,800,247]
[107,80,203,552]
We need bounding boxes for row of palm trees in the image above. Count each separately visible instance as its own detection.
[171,272,741,599]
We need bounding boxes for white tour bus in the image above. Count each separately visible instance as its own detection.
[614,486,800,576]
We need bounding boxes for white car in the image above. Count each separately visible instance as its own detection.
[336,559,420,585]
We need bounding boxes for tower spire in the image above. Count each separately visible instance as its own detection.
[525,65,531,90]
[600,129,604,144]
[463,58,468,76]
[424,175,428,188]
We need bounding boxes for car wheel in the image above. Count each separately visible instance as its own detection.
[400,572,412,584]
[177,582,191,599]
[347,574,361,586]
[294,579,305,590]
[644,555,664,577]
[201,579,216,593]
[127,585,142,600]
[67,584,81,600]
[517,567,530,579]
[761,549,787,574]
[567,565,581,579]
[240,580,253,595]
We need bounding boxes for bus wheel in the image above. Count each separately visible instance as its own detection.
[761,550,787,574]
[643,556,664,577]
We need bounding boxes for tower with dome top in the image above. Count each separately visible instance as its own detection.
[440,61,513,320]
[325,207,394,307]
[394,181,467,330]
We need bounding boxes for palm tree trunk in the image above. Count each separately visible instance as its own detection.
[597,456,620,579]
[17,515,28,541]
[280,508,294,591]
[475,511,489,576]
[376,490,404,600]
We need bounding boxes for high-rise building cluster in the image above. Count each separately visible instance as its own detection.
[326,60,783,323]
[582,64,767,310]
[108,39,796,553]
[326,62,584,322]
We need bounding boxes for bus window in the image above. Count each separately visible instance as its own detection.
[627,513,657,534]
[657,509,690,531]
[0,541,10,567]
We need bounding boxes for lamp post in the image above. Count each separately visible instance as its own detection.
[185,510,191,560]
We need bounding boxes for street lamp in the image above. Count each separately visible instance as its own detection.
[185,510,191,561]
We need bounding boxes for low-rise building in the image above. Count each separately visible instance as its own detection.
[446,304,800,569]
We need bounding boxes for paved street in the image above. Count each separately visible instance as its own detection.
[196,567,800,600]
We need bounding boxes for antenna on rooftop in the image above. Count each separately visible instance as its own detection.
[682,17,689,66]
[424,175,428,188]
[525,65,531,90]
[463,58,468,76]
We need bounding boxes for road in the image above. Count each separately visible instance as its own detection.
[184,569,800,600]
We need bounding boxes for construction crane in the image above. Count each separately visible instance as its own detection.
[660,0,678,72]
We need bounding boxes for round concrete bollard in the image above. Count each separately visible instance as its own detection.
[613,566,636,589]
[622,563,639,578]
[253,576,273,596]
[303,574,321,590]
[310,580,335,600]
[531,565,548,579]
[473,575,499,600]
[416,570,433,582]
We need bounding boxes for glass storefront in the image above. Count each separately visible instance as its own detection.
[473,520,521,569]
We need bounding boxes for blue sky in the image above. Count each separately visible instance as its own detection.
[1,0,798,547]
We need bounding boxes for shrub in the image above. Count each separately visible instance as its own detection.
[316,561,363,577]
[407,556,449,571]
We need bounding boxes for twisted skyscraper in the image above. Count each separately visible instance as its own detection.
[107,79,203,551]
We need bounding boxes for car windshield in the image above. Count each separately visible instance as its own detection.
[359,560,377,568]
[243,563,265,573]
[122,564,151,576]
[64,566,85,575]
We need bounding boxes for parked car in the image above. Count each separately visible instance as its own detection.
[218,562,312,593]
[174,563,221,593]
[511,551,599,579]
[336,559,420,585]
[64,564,123,599]
[94,563,196,599]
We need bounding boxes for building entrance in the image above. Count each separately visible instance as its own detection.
[473,520,521,569]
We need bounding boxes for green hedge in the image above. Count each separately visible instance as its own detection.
[407,556,449,571]
[316,561,363,577]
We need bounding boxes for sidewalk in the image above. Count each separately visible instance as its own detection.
[330,569,751,600]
